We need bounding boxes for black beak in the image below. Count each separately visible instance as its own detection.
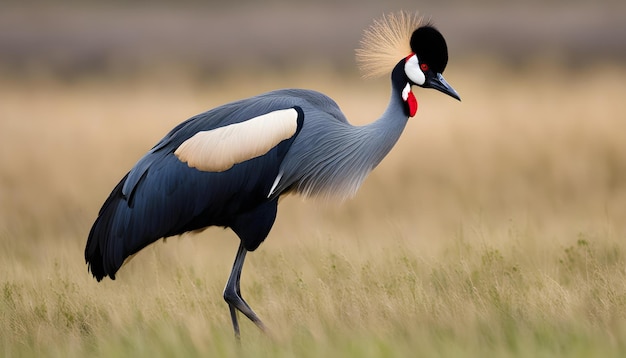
[427,72,461,101]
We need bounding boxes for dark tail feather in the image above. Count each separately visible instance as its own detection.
[85,174,129,281]
[86,217,115,281]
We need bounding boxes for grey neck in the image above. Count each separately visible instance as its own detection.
[272,69,411,201]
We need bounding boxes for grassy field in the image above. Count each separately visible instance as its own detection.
[1,59,626,357]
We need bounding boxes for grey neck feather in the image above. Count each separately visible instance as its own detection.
[275,76,409,201]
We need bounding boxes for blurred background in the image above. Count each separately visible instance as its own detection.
[2,3,626,354]
[1,0,625,252]
[2,0,625,76]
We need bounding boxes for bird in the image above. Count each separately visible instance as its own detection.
[85,12,460,338]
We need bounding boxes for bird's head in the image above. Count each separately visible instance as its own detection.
[356,12,460,117]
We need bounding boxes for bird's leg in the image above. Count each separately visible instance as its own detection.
[228,302,240,339]
[223,243,267,338]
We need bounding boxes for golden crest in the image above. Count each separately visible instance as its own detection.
[356,11,424,78]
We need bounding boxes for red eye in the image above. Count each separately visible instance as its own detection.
[420,63,429,71]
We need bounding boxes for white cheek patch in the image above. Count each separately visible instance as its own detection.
[402,83,411,101]
[175,108,299,172]
[404,54,425,86]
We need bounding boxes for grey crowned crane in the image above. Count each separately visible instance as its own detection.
[85,12,460,338]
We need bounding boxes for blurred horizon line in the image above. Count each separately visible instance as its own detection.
[1,2,625,78]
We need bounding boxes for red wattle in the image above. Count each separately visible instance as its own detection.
[407,91,418,117]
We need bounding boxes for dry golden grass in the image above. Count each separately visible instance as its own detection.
[1,59,626,356]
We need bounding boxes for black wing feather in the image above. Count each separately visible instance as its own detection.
[85,98,305,281]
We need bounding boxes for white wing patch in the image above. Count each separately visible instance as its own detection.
[175,108,299,172]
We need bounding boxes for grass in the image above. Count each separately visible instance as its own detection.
[1,59,626,357]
